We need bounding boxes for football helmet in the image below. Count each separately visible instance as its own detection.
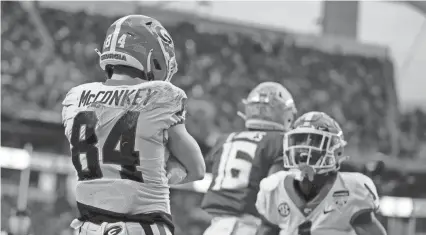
[283,111,347,175]
[96,15,177,81]
[238,82,296,131]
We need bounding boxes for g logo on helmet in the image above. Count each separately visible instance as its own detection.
[104,225,123,235]
[154,25,173,46]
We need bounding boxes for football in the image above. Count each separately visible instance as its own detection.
[166,151,188,185]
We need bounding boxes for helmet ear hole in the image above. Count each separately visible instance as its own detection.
[105,65,114,79]
[153,59,162,70]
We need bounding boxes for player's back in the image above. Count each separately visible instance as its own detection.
[62,80,186,217]
[201,131,283,217]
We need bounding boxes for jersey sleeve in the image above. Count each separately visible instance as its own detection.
[62,86,83,142]
[261,133,284,173]
[256,171,287,225]
[204,133,231,172]
[349,173,380,221]
[146,82,187,129]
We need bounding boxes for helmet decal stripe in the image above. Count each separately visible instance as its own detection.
[110,15,131,52]
[303,112,315,125]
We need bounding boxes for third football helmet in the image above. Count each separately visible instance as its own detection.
[238,82,296,131]
[283,111,347,174]
[97,14,177,81]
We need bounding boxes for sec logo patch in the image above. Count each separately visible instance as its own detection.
[104,225,123,235]
[278,202,290,217]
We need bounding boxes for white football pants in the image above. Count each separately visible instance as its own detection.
[202,214,261,235]
[70,219,172,235]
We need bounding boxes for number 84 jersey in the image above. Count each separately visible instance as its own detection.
[62,80,186,216]
[256,171,380,235]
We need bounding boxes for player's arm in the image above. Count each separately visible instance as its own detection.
[255,173,285,235]
[268,159,284,175]
[204,134,229,172]
[259,158,282,235]
[62,86,82,140]
[350,174,387,235]
[256,219,280,235]
[265,135,285,176]
[351,211,387,235]
[163,86,205,183]
[255,175,281,235]
[168,123,206,183]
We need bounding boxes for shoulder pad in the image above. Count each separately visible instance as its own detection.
[259,171,290,192]
[148,81,187,108]
[152,81,186,98]
[340,172,380,211]
[354,173,378,193]
[341,172,373,186]
[340,172,379,199]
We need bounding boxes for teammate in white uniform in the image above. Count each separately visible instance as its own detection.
[62,15,205,235]
[256,111,387,235]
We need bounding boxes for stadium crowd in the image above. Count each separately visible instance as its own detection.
[2,2,426,235]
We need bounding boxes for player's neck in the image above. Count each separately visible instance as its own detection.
[296,173,335,201]
[108,74,146,85]
[297,180,321,201]
[111,74,143,82]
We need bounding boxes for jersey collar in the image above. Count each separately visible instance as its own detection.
[284,173,338,217]
[104,79,143,86]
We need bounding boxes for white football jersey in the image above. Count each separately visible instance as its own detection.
[62,80,187,215]
[256,171,379,235]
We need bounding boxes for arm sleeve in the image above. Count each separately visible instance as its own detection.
[62,86,82,142]
[204,134,230,172]
[148,83,187,129]
[256,173,284,225]
[349,173,380,223]
[261,133,284,175]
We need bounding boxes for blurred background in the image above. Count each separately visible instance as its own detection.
[1,1,426,235]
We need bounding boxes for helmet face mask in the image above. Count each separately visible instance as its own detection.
[283,112,347,176]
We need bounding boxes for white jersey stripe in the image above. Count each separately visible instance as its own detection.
[110,15,131,52]
[150,224,161,235]
[304,112,315,122]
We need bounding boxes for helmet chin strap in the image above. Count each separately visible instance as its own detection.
[94,48,102,56]
[146,49,155,81]
[237,111,247,120]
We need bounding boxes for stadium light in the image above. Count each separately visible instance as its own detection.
[0,147,31,170]
[380,196,414,218]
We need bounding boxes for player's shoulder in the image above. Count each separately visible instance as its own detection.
[257,131,284,156]
[143,81,187,108]
[221,132,237,142]
[264,131,285,139]
[259,170,293,192]
[149,81,186,98]
[232,130,282,143]
[62,82,102,106]
[262,131,284,144]
[338,172,376,190]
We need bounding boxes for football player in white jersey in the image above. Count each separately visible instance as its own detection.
[255,111,387,235]
[62,15,205,235]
